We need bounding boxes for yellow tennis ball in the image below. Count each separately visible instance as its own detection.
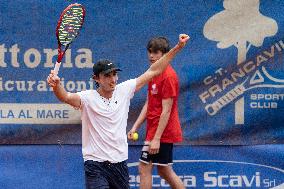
[132,132,139,141]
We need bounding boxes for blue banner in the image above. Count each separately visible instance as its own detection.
[128,145,284,188]
[0,145,283,189]
[0,0,284,144]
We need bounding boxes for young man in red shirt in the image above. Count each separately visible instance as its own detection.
[128,37,184,189]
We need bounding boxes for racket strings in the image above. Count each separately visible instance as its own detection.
[58,6,84,45]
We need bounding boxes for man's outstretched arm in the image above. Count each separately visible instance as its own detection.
[135,34,190,92]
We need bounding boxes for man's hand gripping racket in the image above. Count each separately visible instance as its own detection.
[53,3,85,75]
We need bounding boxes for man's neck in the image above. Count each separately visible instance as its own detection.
[97,87,113,99]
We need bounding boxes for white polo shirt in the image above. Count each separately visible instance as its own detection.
[77,79,136,163]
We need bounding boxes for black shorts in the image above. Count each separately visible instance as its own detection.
[84,160,130,189]
[139,142,173,166]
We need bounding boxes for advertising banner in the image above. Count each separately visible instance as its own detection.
[0,0,284,144]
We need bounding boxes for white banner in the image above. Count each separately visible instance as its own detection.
[0,103,81,124]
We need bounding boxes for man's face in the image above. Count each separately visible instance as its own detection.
[147,50,164,64]
[95,71,118,92]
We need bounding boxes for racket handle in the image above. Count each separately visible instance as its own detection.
[53,62,61,75]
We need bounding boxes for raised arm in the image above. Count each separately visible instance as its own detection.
[135,34,190,92]
[47,70,81,108]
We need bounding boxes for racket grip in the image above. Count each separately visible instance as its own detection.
[53,62,61,75]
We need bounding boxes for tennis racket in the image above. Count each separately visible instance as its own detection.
[53,3,86,75]
[205,66,284,116]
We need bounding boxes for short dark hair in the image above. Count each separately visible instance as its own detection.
[147,37,170,54]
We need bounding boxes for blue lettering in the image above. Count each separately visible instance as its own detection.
[18,110,33,118]
[46,110,53,118]
[37,110,45,118]
[18,110,26,118]
[63,110,69,118]
[37,109,69,118]
[7,110,14,118]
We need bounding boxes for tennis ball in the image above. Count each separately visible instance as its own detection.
[132,132,139,141]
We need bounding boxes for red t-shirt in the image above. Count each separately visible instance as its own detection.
[146,65,183,143]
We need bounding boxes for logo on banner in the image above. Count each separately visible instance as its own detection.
[128,160,284,188]
[201,0,284,124]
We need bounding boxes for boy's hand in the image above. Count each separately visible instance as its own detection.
[127,128,137,141]
[149,138,160,154]
[178,34,190,48]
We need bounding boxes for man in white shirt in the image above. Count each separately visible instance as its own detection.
[47,34,189,189]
